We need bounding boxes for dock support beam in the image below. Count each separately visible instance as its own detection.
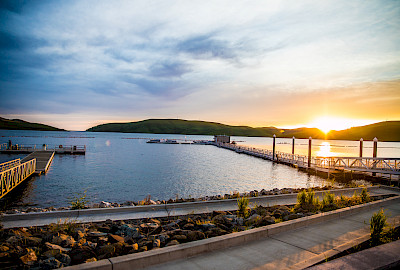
[308,137,312,168]
[272,134,276,161]
[373,137,378,176]
[292,136,295,155]
[359,138,363,157]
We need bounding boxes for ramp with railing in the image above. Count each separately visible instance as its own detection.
[0,158,36,199]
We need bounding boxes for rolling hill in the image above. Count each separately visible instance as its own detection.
[0,117,64,131]
[86,119,400,141]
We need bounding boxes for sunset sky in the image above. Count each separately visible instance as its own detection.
[1,0,399,131]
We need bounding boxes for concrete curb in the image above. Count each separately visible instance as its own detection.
[2,186,383,223]
[63,194,400,270]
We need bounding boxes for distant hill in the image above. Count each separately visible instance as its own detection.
[328,121,400,141]
[0,117,64,131]
[87,119,400,141]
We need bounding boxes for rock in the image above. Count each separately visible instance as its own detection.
[212,211,227,218]
[42,257,63,269]
[108,234,125,243]
[182,223,195,230]
[172,234,187,243]
[246,214,261,226]
[100,201,112,208]
[26,236,42,246]
[212,214,233,228]
[61,236,76,248]
[45,242,70,253]
[76,230,86,240]
[166,240,180,246]
[153,239,161,248]
[43,248,62,258]
[56,253,71,266]
[86,257,97,263]
[126,243,139,254]
[187,231,205,241]
[198,223,216,231]
[87,231,108,237]
[149,225,162,235]
[83,241,98,249]
[6,236,20,245]
[20,248,37,265]
[205,227,227,238]
[287,213,299,220]
[69,246,97,265]
[116,224,140,238]
[97,244,115,257]
[257,215,276,226]
[0,245,10,252]
[52,234,72,246]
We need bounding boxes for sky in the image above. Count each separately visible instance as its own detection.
[0,0,399,131]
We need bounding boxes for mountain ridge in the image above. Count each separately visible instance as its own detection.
[87,119,400,142]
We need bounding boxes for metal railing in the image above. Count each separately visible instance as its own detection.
[215,142,400,176]
[0,159,21,172]
[0,158,36,199]
[1,144,86,152]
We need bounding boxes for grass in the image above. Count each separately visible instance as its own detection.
[237,196,250,218]
[48,218,79,235]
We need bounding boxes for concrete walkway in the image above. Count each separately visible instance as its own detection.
[142,197,400,270]
[3,186,399,229]
[308,239,400,270]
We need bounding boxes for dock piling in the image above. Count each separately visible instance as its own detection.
[272,134,276,161]
[359,138,363,157]
[308,137,312,168]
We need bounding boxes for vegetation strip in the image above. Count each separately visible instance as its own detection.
[1,188,399,269]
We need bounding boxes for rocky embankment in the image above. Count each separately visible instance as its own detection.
[0,189,391,269]
[4,186,334,214]
[0,204,296,269]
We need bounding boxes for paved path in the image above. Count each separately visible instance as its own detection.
[3,186,398,229]
[142,197,400,270]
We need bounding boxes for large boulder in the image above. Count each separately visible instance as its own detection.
[187,231,205,241]
[19,248,37,265]
[69,246,97,265]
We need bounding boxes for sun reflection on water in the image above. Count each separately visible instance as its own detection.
[316,142,333,157]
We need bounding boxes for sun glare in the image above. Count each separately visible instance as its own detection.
[308,117,376,134]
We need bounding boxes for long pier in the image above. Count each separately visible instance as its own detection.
[214,142,400,179]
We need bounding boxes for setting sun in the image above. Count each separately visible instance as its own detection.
[308,117,377,134]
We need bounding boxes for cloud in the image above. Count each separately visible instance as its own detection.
[0,0,399,130]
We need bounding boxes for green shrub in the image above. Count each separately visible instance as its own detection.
[321,191,338,211]
[370,209,387,244]
[295,189,319,212]
[361,188,371,203]
[70,190,89,210]
[237,196,250,218]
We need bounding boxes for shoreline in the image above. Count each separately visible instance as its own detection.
[2,183,367,215]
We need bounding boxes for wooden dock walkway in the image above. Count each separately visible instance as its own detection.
[21,151,55,174]
[214,142,400,179]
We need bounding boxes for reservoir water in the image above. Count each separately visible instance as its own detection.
[1,130,399,208]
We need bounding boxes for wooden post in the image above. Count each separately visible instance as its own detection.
[272,134,276,161]
[373,137,378,158]
[359,138,363,158]
[373,137,378,176]
[292,136,295,155]
[308,137,312,168]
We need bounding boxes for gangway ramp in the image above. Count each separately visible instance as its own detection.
[21,151,55,174]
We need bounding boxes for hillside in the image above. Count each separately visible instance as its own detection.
[0,117,64,131]
[328,121,400,141]
[87,119,400,141]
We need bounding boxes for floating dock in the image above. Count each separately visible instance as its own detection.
[21,151,55,174]
[0,143,86,154]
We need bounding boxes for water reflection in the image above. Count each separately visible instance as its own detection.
[316,142,333,157]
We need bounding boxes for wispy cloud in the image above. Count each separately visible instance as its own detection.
[0,0,399,130]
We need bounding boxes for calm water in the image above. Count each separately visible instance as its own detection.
[1,130,399,208]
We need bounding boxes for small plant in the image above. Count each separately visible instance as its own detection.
[360,188,371,203]
[232,191,240,198]
[237,196,250,218]
[321,191,338,212]
[370,209,387,245]
[295,189,319,212]
[49,218,79,235]
[70,190,89,210]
